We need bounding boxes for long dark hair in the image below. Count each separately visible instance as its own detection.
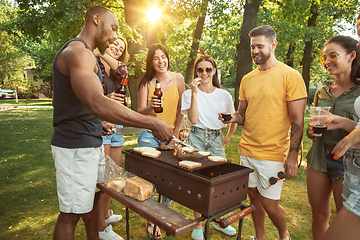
[117,37,129,63]
[324,35,360,84]
[193,55,221,88]
[138,43,170,90]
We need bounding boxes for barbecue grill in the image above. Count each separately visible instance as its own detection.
[124,149,253,217]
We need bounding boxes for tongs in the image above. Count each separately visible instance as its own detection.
[170,137,196,157]
[171,137,196,151]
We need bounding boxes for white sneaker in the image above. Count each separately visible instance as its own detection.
[99,225,124,240]
[105,210,122,225]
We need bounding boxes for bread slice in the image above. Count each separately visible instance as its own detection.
[133,147,156,153]
[107,179,126,192]
[179,160,201,169]
[208,156,227,162]
[182,146,194,152]
[198,151,210,156]
[142,149,161,158]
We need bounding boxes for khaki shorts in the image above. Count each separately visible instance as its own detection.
[51,145,105,214]
[241,155,285,200]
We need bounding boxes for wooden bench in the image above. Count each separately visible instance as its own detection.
[97,183,198,239]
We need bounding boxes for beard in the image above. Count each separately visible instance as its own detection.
[97,25,109,55]
[252,52,271,65]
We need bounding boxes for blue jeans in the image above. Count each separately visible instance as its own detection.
[137,130,171,206]
[188,126,226,158]
[325,147,345,180]
[343,149,360,217]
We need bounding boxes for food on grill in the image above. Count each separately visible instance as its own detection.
[179,152,206,162]
[142,149,161,158]
[208,156,227,162]
[158,142,175,151]
[198,151,210,156]
[123,176,153,201]
[107,179,126,192]
[182,146,194,152]
[133,147,155,153]
[179,160,202,169]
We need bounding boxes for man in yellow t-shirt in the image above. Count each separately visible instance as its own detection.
[221,25,307,240]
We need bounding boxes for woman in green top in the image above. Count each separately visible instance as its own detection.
[306,36,360,240]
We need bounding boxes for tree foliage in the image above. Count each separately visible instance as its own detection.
[0,0,33,87]
[2,0,359,105]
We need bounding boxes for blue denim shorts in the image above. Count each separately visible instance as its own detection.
[136,130,171,206]
[137,130,164,148]
[102,125,124,147]
[188,126,226,158]
[342,149,360,218]
[325,147,345,180]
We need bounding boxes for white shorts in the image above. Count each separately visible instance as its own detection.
[51,145,105,214]
[241,155,285,200]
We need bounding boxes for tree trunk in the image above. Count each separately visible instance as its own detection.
[234,0,261,109]
[285,43,296,68]
[301,2,318,104]
[123,0,146,110]
[184,0,209,85]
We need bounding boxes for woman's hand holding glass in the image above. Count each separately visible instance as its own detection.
[308,107,331,137]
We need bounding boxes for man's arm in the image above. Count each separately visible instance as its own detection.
[59,44,173,142]
[285,97,307,178]
[231,100,248,124]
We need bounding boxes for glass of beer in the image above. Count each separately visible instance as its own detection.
[310,106,331,135]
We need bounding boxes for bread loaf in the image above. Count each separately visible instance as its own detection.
[208,156,227,162]
[107,179,126,192]
[179,160,201,169]
[123,176,153,201]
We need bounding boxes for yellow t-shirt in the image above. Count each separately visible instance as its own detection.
[148,78,179,130]
[239,62,307,162]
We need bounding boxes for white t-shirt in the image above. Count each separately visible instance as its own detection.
[181,87,235,130]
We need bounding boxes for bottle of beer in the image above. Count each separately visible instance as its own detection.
[115,78,128,105]
[153,79,163,113]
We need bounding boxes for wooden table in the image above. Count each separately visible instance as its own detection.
[97,183,198,239]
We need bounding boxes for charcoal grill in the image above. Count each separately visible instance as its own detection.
[124,149,253,218]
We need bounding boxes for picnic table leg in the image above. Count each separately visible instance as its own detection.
[126,207,130,240]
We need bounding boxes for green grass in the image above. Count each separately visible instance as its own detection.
[0,99,53,107]
[0,107,335,239]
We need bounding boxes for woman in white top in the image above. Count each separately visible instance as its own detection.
[181,49,238,240]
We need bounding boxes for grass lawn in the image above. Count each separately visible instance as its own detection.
[0,99,53,107]
[0,106,336,239]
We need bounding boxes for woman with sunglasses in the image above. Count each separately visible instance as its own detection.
[181,50,238,240]
[94,36,130,240]
[305,35,360,240]
[137,43,185,239]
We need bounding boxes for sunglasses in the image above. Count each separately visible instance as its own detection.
[319,52,347,65]
[196,67,213,74]
[262,171,285,190]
